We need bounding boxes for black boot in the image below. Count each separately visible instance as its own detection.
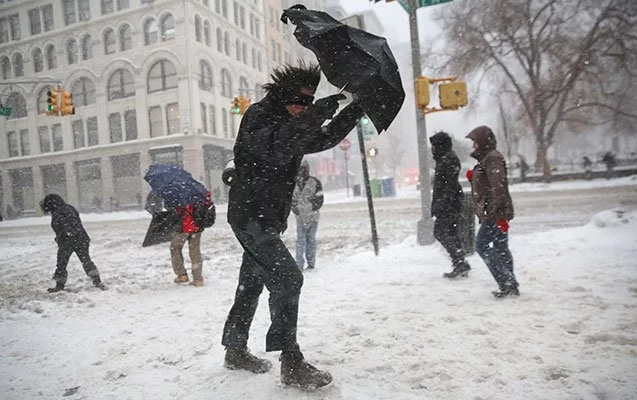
[92,277,106,290]
[47,281,65,293]
[280,350,332,390]
[224,348,272,374]
[492,286,520,298]
[443,261,471,279]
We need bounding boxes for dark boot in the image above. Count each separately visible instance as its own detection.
[280,350,332,390]
[224,348,272,374]
[92,277,106,290]
[47,281,65,293]
[443,261,471,279]
[492,286,520,298]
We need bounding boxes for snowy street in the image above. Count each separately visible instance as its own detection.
[1,177,636,400]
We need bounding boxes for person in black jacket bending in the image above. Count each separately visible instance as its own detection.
[41,194,106,292]
[221,61,364,389]
[430,131,471,279]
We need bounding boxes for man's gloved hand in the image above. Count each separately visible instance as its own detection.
[497,219,510,233]
[466,169,473,182]
[311,94,346,119]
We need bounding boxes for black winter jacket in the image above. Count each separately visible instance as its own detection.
[228,92,363,232]
[41,194,90,247]
[430,132,463,218]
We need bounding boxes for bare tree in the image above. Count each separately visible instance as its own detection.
[429,0,637,181]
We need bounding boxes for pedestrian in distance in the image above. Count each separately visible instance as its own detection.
[582,156,593,180]
[466,126,519,299]
[601,151,616,180]
[429,131,471,279]
[292,160,324,271]
[221,61,365,390]
[40,194,106,292]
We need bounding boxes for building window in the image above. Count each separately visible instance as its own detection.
[5,92,27,119]
[216,27,223,52]
[166,103,180,135]
[235,38,241,61]
[81,35,93,60]
[239,76,249,96]
[42,5,55,32]
[117,0,130,10]
[108,69,135,101]
[87,117,98,146]
[149,106,163,137]
[46,45,57,69]
[224,32,230,55]
[195,15,202,42]
[20,129,30,156]
[200,102,207,133]
[78,0,91,22]
[7,131,19,157]
[63,0,76,26]
[52,124,63,151]
[221,0,228,18]
[37,86,52,113]
[160,14,175,41]
[144,18,158,45]
[239,6,245,29]
[67,39,78,64]
[220,69,232,98]
[242,42,247,64]
[39,126,51,153]
[9,14,20,40]
[203,21,211,46]
[13,53,24,77]
[71,77,96,107]
[29,8,42,36]
[109,113,122,143]
[209,105,216,136]
[251,48,256,69]
[0,18,9,44]
[255,18,260,39]
[233,1,239,25]
[1,56,10,79]
[124,109,137,140]
[147,60,178,93]
[215,0,220,14]
[33,48,44,72]
[72,119,85,148]
[199,60,213,92]
[221,108,228,137]
[101,0,114,15]
[119,24,132,51]
[104,28,116,54]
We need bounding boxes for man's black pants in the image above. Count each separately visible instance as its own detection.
[433,215,465,266]
[222,221,304,352]
[53,240,99,283]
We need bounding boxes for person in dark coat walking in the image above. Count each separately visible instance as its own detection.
[429,131,471,279]
[221,61,364,389]
[40,194,105,292]
[601,151,616,179]
[466,126,519,298]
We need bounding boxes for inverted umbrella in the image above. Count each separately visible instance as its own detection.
[143,164,208,208]
[281,5,405,133]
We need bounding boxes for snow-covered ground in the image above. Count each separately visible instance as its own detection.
[1,178,636,399]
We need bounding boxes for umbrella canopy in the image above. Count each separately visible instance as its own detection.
[142,211,179,247]
[281,5,405,133]
[143,164,208,208]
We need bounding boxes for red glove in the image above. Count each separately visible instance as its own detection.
[466,169,473,182]
[497,219,510,233]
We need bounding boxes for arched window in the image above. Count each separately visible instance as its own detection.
[144,18,158,45]
[119,24,132,51]
[33,48,44,72]
[1,56,10,79]
[67,39,78,64]
[220,68,232,98]
[254,83,263,101]
[224,32,230,55]
[239,77,249,95]
[37,86,53,113]
[199,60,213,91]
[203,21,211,46]
[13,53,24,77]
[71,77,96,107]
[6,92,27,119]
[195,15,202,42]
[147,59,177,93]
[104,28,116,54]
[107,69,135,100]
[160,14,175,41]
[242,42,247,64]
[235,38,241,61]
[81,35,93,60]
[251,48,256,69]
[216,27,223,52]
[46,45,57,69]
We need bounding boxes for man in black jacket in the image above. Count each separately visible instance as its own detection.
[221,61,364,389]
[430,131,471,279]
[41,194,105,292]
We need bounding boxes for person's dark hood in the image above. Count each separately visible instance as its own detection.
[429,131,453,159]
[467,125,497,160]
[41,193,66,213]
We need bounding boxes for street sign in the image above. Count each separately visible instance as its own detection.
[0,106,12,117]
[339,138,351,151]
[397,0,452,14]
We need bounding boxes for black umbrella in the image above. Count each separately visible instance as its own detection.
[281,5,405,133]
[142,210,179,247]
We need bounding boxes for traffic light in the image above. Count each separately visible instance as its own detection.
[60,90,75,115]
[360,116,369,125]
[231,97,241,115]
[46,88,60,116]
[238,96,251,115]
[439,81,468,109]
[415,76,430,109]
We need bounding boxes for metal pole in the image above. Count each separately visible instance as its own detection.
[409,0,435,245]
[344,150,350,197]
[357,120,379,256]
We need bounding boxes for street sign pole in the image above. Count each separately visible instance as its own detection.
[408,0,435,245]
[344,151,349,198]
[357,120,380,256]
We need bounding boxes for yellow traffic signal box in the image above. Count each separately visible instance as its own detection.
[46,88,60,116]
[238,96,251,115]
[60,90,75,115]
[415,76,430,109]
[439,81,468,109]
[231,97,241,115]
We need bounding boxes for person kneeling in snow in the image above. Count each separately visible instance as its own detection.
[40,194,106,292]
